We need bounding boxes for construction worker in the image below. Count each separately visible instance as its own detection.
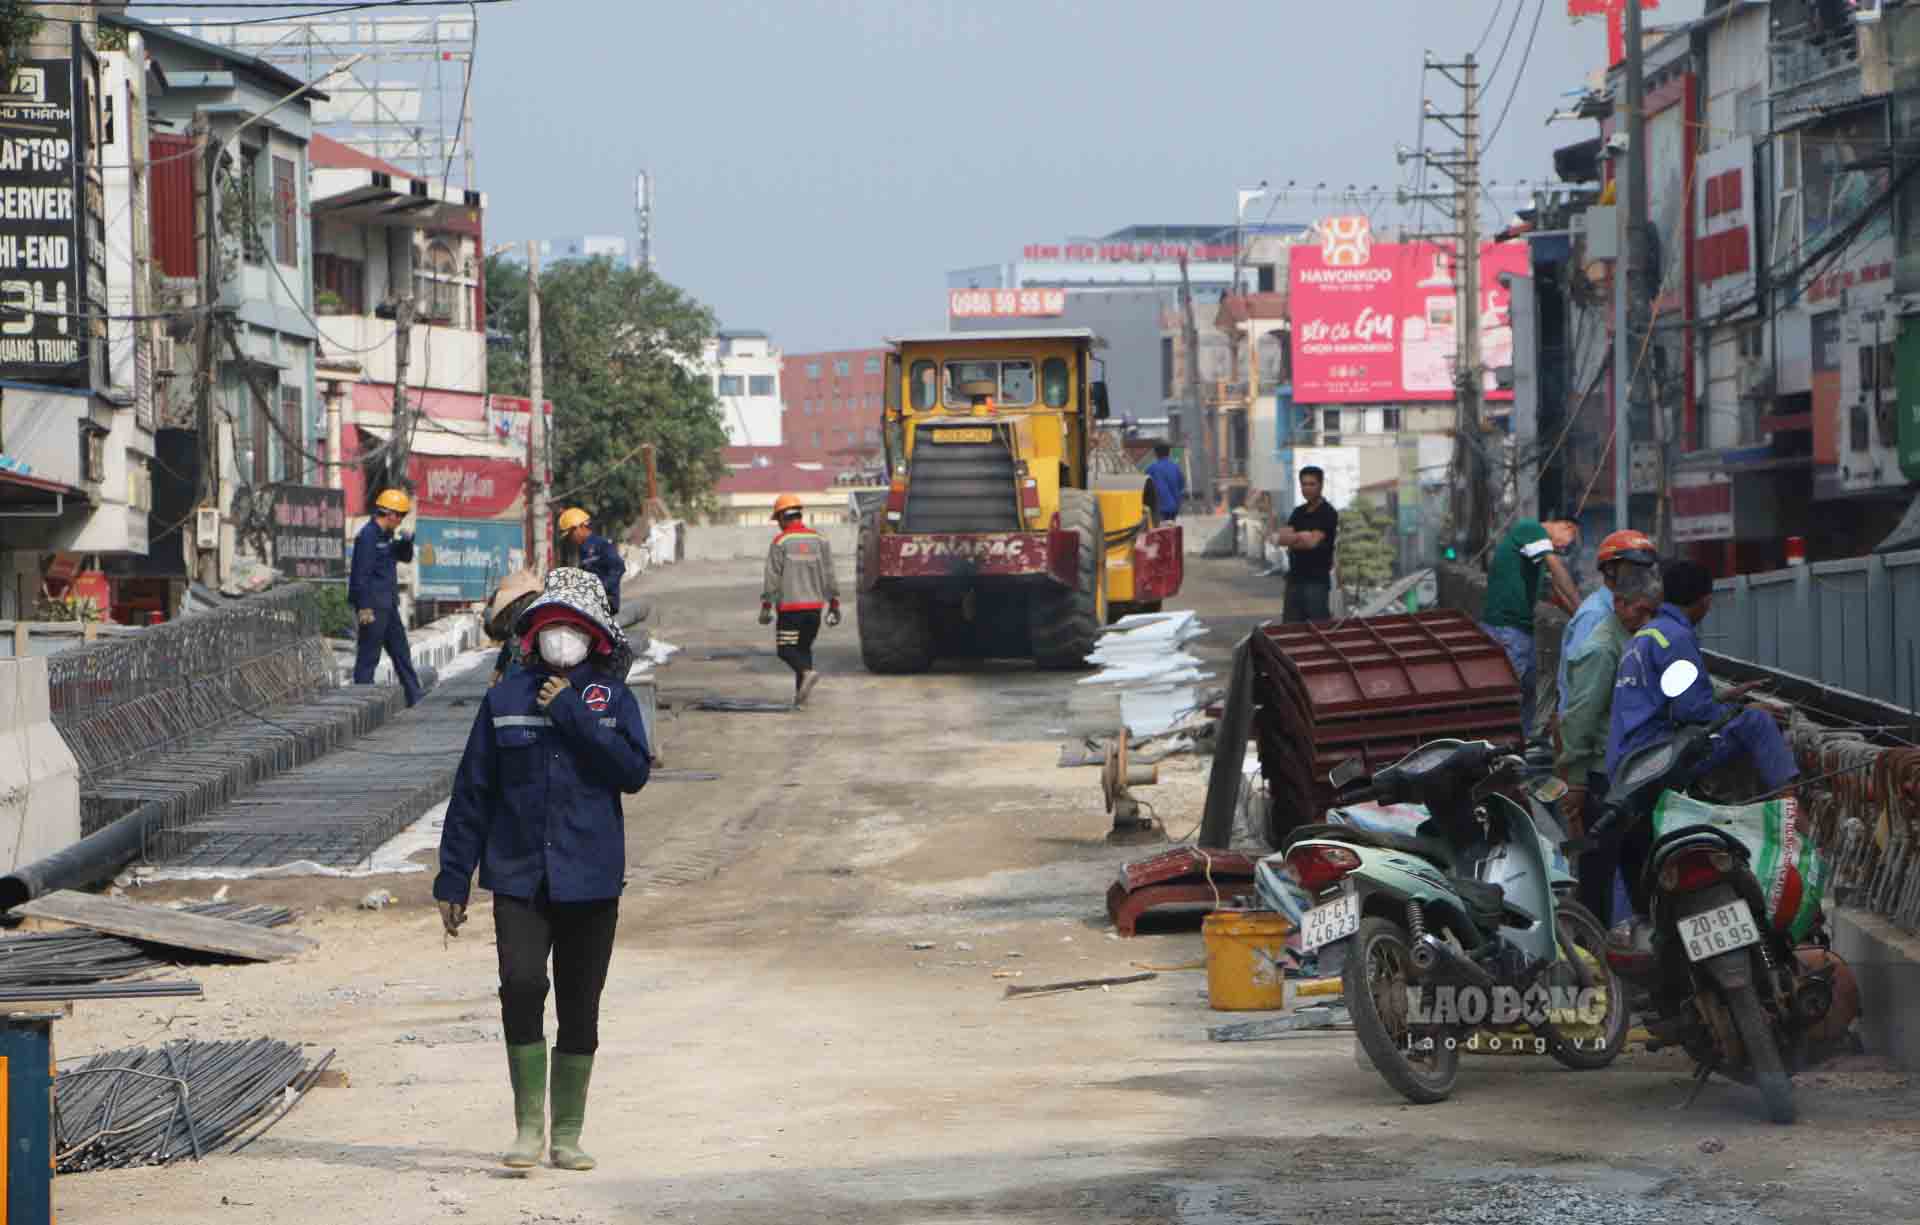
[759,494,840,707]
[557,507,626,617]
[435,567,649,1172]
[1478,516,1582,738]
[1554,529,1659,730]
[485,569,544,686]
[349,489,423,707]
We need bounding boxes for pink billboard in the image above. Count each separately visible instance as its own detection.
[1290,230,1529,405]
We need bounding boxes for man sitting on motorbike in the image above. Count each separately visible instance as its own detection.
[1559,568,1663,925]
[1604,560,1801,931]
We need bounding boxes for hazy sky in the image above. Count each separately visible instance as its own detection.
[185,0,1709,352]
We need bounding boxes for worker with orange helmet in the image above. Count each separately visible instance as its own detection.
[759,494,840,707]
[349,488,423,706]
[557,507,626,617]
[1553,527,1660,923]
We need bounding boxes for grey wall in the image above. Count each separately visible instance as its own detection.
[954,289,1172,432]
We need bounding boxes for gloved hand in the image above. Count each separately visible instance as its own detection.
[758,604,773,626]
[537,677,568,709]
[825,604,842,628]
[437,900,466,937]
[357,608,375,626]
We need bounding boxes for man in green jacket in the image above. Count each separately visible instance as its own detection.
[1557,567,1662,924]
[1479,516,1582,737]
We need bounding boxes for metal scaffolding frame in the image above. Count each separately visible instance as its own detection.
[157,12,477,190]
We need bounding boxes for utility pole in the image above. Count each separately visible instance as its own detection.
[194,113,220,588]
[527,240,550,571]
[635,170,653,271]
[1407,51,1488,558]
[387,293,414,492]
[1615,0,1650,537]
[1178,254,1213,514]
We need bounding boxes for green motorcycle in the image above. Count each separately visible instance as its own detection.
[1255,739,1629,1104]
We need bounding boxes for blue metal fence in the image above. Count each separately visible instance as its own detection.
[1707,551,1920,714]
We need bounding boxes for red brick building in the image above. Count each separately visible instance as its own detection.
[782,348,887,467]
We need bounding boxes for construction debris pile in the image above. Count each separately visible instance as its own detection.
[0,903,295,991]
[55,1038,332,1172]
[1079,611,1214,738]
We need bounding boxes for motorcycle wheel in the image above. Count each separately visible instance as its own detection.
[1727,983,1796,1124]
[1546,900,1631,1070]
[1343,916,1460,1104]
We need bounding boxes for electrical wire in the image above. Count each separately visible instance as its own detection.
[1474,0,1509,56]
[80,0,508,23]
[1482,0,1546,156]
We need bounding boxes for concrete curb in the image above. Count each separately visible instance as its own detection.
[1830,906,1920,1072]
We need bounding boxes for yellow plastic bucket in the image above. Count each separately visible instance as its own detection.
[1202,910,1294,1011]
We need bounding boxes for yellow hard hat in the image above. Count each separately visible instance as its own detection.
[771,493,804,520]
[557,507,591,533]
[373,489,412,515]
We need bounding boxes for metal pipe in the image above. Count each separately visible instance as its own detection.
[0,794,171,911]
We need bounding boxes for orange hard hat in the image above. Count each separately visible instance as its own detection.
[1597,529,1657,568]
[771,493,804,520]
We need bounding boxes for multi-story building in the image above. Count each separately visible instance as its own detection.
[781,348,885,469]
[700,331,784,448]
[308,135,538,618]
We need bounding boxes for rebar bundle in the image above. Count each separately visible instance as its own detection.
[55,1038,333,1172]
[0,903,294,990]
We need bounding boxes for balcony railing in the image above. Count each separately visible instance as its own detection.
[1773,20,1859,94]
[315,315,486,396]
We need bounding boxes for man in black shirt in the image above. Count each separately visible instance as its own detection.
[1272,465,1338,623]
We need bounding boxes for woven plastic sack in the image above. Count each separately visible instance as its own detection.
[1651,792,1828,941]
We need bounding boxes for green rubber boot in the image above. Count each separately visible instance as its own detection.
[549,1053,597,1170]
[503,1042,547,1169]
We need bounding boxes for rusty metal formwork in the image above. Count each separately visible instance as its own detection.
[1253,611,1522,843]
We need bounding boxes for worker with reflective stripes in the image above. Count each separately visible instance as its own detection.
[1606,559,1800,923]
[759,493,840,707]
[435,567,650,1173]
[558,507,626,617]
[348,488,422,707]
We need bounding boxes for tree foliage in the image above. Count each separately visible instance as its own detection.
[1335,495,1396,601]
[486,254,728,533]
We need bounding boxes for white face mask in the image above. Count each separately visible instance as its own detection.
[538,624,591,668]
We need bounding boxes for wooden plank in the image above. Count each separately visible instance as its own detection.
[1002,972,1156,1000]
[13,891,314,962]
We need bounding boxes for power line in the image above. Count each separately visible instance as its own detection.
[1481,0,1528,96]
[1474,0,1509,55]
[1482,0,1547,156]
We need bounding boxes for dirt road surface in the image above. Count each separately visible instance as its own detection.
[53,559,1920,1224]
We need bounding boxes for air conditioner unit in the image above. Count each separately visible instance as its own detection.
[194,507,220,550]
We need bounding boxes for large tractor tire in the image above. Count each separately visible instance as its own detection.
[1030,489,1106,670]
[857,514,934,674]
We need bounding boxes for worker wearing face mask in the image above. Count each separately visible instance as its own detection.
[435,567,651,1173]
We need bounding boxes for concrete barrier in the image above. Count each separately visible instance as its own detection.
[0,657,81,873]
[683,523,856,561]
[1831,907,1920,1073]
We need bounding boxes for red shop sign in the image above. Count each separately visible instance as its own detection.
[407,453,527,518]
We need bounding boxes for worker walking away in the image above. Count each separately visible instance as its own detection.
[558,507,627,617]
[1478,515,1581,738]
[349,488,423,707]
[759,494,840,707]
[1271,465,1339,623]
[485,569,544,686]
[1145,442,1185,522]
[435,567,649,1172]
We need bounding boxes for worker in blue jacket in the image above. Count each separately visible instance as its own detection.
[558,506,626,616]
[435,566,649,1173]
[348,488,422,707]
[1605,559,1799,921]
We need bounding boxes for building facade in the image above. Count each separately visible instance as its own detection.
[781,347,885,469]
[701,331,784,448]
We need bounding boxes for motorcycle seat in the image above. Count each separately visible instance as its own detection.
[1285,823,1455,872]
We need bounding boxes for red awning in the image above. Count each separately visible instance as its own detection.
[0,467,85,510]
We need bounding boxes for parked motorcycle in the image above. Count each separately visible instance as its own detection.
[1582,658,1836,1125]
[1255,739,1629,1105]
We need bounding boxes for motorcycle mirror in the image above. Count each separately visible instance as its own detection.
[1329,757,1365,788]
[1530,775,1569,805]
[1659,658,1700,699]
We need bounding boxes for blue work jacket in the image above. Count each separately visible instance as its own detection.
[577,533,627,616]
[1605,603,1724,779]
[1145,458,1186,517]
[348,520,413,612]
[434,662,652,906]
[1556,586,1614,719]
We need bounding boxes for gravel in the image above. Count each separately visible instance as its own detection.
[1429,1178,1770,1225]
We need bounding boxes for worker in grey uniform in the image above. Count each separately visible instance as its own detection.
[759,493,840,707]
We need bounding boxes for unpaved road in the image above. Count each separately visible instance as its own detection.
[54,559,1920,1224]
